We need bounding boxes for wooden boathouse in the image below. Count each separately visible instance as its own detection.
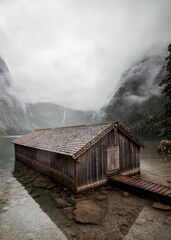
[13,122,144,192]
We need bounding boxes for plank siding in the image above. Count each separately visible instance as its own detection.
[15,144,76,190]
[118,131,140,174]
[77,130,115,187]
[14,125,141,192]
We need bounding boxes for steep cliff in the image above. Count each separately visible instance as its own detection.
[0,57,27,135]
[97,54,167,135]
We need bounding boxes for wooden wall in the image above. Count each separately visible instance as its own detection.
[76,128,140,189]
[14,144,76,191]
[76,130,115,188]
[117,130,140,175]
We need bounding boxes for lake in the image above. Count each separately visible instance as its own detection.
[0,136,170,239]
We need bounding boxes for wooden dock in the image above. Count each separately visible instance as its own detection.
[109,175,171,204]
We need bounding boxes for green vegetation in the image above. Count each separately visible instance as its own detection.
[159,44,171,139]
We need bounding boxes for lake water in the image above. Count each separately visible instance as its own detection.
[0,136,67,240]
[0,136,170,239]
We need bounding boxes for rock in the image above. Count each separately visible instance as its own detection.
[46,184,56,189]
[157,140,171,153]
[118,210,127,217]
[152,202,171,211]
[136,218,146,225]
[95,194,107,201]
[66,213,74,220]
[164,217,171,225]
[31,193,40,199]
[53,187,61,194]
[55,198,68,208]
[50,192,59,200]
[73,200,104,224]
[129,209,138,216]
[67,197,78,205]
[33,176,54,188]
[106,185,113,190]
[122,221,129,226]
[121,192,130,198]
[3,207,9,211]
[62,207,73,215]
[82,233,97,240]
[66,223,71,227]
[71,232,78,238]
[120,225,128,235]
[105,232,121,240]
[26,187,32,194]
[147,217,153,222]
[101,190,108,195]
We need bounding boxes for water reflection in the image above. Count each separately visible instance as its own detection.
[0,136,67,240]
[140,138,171,186]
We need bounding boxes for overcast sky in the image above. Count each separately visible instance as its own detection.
[0,0,171,110]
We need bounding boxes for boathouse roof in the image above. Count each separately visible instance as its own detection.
[12,122,144,159]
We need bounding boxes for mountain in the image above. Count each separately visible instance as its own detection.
[0,56,94,135]
[96,54,167,135]
[25,102,94,129]
[0,52,167,136]
[0,57,27,135]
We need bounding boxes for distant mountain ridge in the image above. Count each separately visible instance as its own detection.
[0,57,94,135]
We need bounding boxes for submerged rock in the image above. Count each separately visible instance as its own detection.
[31,193,40,199]
[105,232,121,240]
[118,210,127,217]
[55,198,68,208]
[164,217,171,225]
[152,202,171,211]
[33,176,54,188]
[95,194,107,201]
[121,192,130,198]
[82,233,96,240]
[73,200,104,224]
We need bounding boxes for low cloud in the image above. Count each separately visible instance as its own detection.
[0,0,171,110]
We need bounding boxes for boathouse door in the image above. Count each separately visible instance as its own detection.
[106,145,119,176]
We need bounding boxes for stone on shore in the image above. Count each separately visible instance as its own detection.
[73,200,104,224]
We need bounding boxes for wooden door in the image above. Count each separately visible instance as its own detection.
[107,145,119,176]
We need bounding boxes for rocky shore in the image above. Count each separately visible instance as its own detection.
[13,160,171,240]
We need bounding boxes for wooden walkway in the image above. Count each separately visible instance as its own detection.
[109,175,171,204]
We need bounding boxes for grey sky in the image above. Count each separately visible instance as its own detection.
[0,0,171,110]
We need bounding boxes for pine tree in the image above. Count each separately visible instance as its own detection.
[159,44,171,139]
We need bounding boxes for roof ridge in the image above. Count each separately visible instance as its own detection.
[72,122,116,159]
[33,121,117,132]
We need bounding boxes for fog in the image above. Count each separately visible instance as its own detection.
[0,0,171,111]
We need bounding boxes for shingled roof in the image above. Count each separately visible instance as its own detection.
[12,122,144,159]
